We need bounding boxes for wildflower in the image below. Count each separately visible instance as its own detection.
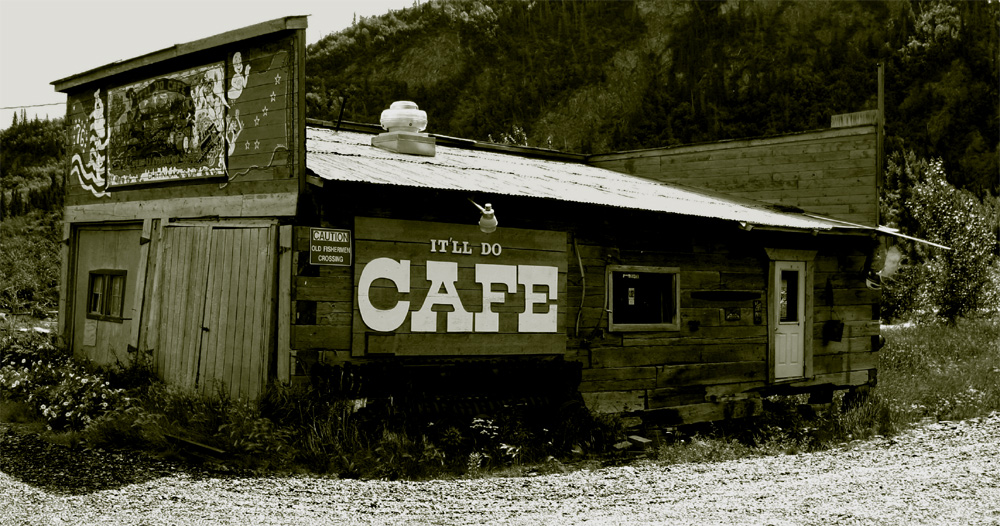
[81,378,88,385]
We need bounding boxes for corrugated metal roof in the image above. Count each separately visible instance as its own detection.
[306,127,861,232]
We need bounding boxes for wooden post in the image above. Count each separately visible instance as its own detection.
[57,223,73,342]
[128,218,154,356]
[276,225,293,383]
[876,62,884,226]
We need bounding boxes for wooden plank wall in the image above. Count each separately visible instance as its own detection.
[289,226,354,374]
[62,32,302,222]
[588,127,878,227]
[565,223,880,421]
[283,186,879,422]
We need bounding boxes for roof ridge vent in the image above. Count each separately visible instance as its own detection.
[372,101,436,156]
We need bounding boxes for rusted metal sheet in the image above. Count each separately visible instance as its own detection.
[306,127,853,232]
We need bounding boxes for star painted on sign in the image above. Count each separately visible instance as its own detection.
[245,140,250,150]
[254,115,260,126]
[270,91,276,103]
[274,73,281,85]
[262,106,268,117]
[254,139,260,150]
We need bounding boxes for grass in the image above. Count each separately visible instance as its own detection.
[4,316,998,478]
[877,317,1000,423]
[653,316,1000,465]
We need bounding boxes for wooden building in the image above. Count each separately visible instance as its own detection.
[54,18,903,423]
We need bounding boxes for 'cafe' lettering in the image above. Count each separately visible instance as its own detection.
[358,258,559,334]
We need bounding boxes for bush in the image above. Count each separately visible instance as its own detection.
[0,328,127,431]
[0,211,62,316]
[881,154,1000,322]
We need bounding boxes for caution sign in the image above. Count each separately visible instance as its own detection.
[309,228,352,266]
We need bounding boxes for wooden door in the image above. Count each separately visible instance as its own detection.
[197,225,275,400]
[154,225,212,390]
[774,261,806,379]
[71,225,143,367]
[153,224,275,399]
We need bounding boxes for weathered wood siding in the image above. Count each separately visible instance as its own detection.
[289,225,355,371]
[70,224,144,367]
[61,31,303,222]
[588,127,877,227]
[567,222,879,421]
[147,222,276,400]
[57,20,302,398]
[286,186,879,422]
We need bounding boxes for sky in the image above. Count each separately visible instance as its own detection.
[0,0,416,129]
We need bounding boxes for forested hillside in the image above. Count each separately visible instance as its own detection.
[305,0,998,198]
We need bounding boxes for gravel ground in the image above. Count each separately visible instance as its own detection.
[3,414,1000,526]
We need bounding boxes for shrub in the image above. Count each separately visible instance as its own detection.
[0,329,127,432]
[0,211,62,317]
[881,154,1000,322]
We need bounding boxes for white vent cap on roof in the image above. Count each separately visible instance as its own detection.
[380,101,427,133]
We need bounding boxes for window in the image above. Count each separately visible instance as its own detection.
[87,270,126,322]
[608,265,680,331]
[779,269,800,322]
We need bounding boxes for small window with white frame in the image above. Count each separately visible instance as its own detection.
[608,265,680,331]
[87,270,127,322]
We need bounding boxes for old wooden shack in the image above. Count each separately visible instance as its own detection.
[54,18,901,424]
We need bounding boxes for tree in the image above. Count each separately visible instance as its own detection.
[883,155,1000,321]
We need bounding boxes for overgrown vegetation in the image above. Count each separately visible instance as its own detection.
[654,318,1000,465]
[1,111,65,221]
[0,211,63,317]
[3,317,998,477]
[880,153,1000,322]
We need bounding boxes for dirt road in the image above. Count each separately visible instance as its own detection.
[3,414,999,525]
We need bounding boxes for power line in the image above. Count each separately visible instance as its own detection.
[0,102,64,110]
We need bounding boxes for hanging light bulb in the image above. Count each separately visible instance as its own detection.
[469,199,497,233]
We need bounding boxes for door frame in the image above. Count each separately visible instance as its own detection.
[765,248,816,383]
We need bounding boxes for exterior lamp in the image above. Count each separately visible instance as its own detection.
[469,199,497,233]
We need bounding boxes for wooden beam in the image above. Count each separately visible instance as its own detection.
[128,218,153,354]
[276,225,293,383]
[57,223,73,341]
[64,193,297,222]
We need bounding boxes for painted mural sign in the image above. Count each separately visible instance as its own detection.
[225,48,289,179]
[69,90,111,197]
[106,63,228,187]
[354,217,567,340]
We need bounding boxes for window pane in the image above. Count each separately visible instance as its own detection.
[89,275,104,314]
[108,275,125,317]
[780,270,798,322]
[612,271,675,325]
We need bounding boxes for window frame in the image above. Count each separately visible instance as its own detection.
[607,265,681,332]
[86,269,127,323]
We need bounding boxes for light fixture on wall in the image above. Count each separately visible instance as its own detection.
[469,199,497,233]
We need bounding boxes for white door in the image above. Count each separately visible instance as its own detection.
[774,261,806,379]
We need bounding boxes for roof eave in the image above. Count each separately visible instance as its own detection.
[52,15,308,93]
